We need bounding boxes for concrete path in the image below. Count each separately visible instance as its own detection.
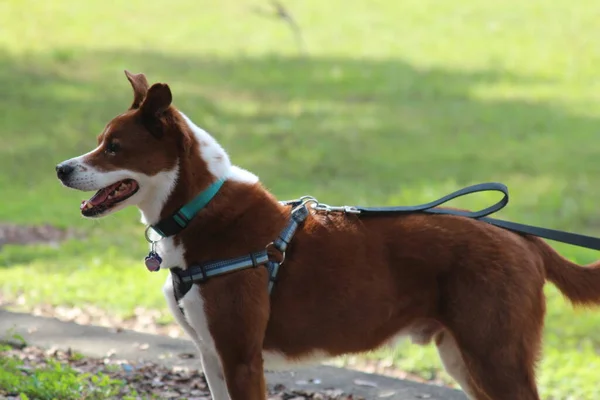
[0,309,467,399]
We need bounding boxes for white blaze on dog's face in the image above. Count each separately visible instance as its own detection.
[56,71,208,222]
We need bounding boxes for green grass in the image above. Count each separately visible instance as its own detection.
[0,345,123,400]
[1,0,600,398]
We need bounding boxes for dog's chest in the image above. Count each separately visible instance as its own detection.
[154,237,186,269]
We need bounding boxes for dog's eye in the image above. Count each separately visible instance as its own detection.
[105,141,120,155]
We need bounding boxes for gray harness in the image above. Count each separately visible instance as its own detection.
[170,201,310,307]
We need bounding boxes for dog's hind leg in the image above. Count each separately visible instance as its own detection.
[441,289,544,398]
[455,336,541,400]
[437,325,542,400]
[435,330,484,400]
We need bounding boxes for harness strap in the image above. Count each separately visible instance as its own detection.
[170,251,269,311]
[173,251,270,284]
[171,268,191,316]
[273,203,311,253]
[170,204,310,306]
[266,203,310,292]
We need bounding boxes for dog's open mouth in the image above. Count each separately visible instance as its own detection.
[80,179,139,217]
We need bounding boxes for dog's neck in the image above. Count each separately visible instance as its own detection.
[158,158,218,224]
[140,164,288,253]
[137,111,281,235]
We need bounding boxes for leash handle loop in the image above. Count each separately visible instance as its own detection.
[355,182,509,219]
[352,182,600,251]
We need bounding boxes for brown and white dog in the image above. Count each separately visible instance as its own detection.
[56,71,600,400]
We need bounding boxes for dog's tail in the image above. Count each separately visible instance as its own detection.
[532,237,600,306]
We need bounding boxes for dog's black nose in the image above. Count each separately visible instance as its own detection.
[56,163,74,180]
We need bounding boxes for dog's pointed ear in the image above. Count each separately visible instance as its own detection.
[124,70,149,109]
[140,83,172,118]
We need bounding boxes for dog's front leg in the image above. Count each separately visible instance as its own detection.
[212,305,269,399]
[164,278,232,398]
[201,275,271,400]
[219,347,267,400]
[178,279,269,399]
[198,346,232,400]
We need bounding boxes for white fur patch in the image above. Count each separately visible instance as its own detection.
[227,165,259,185]
[154,235,184,269]
[436,332,475,399]
[179,112,259,185]
[179,112,231,179]
[179,284,232,399]
[162,275,200,343]
[136,166,179,225]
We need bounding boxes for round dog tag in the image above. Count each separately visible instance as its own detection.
[145,252,162,272]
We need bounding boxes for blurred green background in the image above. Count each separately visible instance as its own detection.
[1,0,600,398]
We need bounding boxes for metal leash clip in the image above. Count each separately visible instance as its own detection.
[311,203,361,215]
[280,195,361,215]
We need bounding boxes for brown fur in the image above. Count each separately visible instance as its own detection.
[68,72,600,400]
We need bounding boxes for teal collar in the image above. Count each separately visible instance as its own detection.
[150,178,226,238]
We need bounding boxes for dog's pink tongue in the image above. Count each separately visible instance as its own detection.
[88,188,110,206]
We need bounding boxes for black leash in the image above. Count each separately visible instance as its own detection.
[351,182,600,251]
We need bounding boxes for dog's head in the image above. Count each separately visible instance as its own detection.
[56,71,230,221]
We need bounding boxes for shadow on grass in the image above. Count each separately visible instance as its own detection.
[1,48,600,233]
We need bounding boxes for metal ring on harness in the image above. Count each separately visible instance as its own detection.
[294,196,318,212]
[266,242,286,265]
[144,225,162,244]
